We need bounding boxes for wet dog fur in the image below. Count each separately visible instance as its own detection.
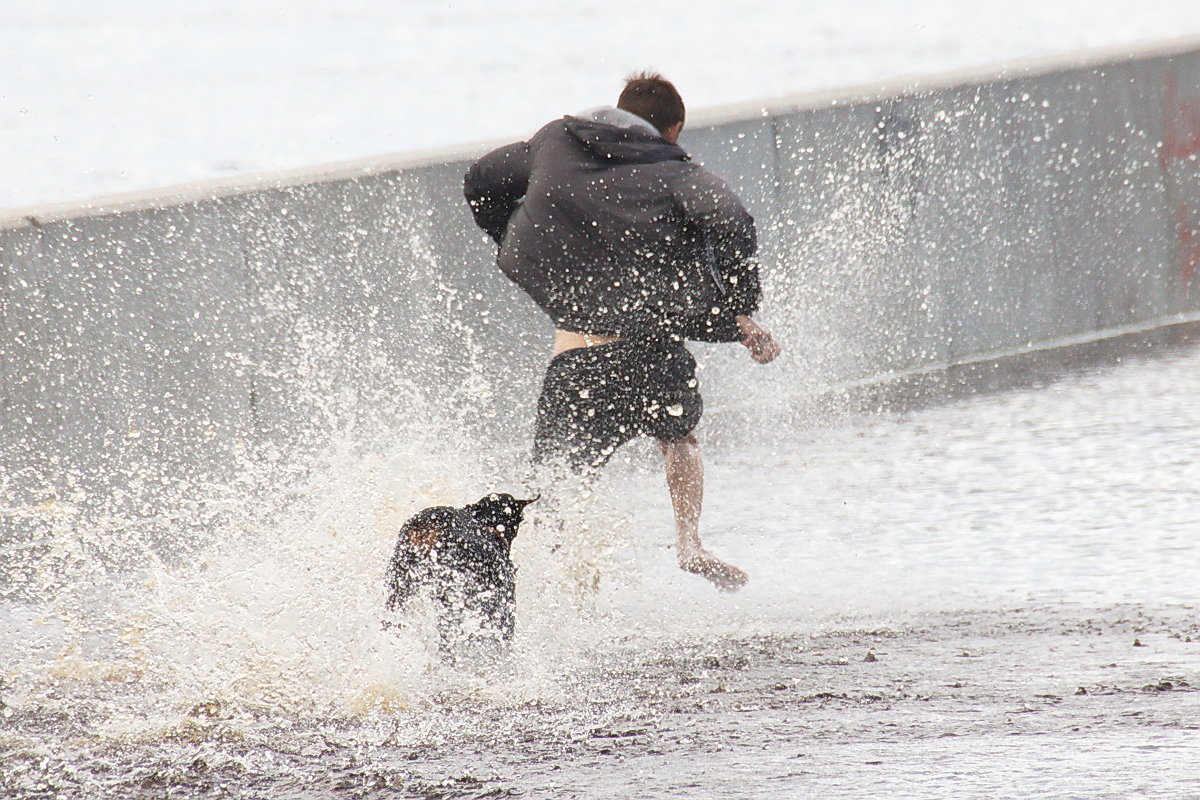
[385,493,534,660]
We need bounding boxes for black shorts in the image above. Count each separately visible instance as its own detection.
[532,339,703,471]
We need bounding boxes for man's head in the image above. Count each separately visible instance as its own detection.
[617,71,685,143]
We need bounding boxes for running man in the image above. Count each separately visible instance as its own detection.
[464,72,780,591]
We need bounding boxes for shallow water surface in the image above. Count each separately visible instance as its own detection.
[2,342,1199,798]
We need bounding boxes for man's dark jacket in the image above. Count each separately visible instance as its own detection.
[463,108,760,342]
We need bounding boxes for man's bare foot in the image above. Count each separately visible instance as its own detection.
[678,548,749,592]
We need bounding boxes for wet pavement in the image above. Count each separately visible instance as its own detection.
[3,342,1200,799]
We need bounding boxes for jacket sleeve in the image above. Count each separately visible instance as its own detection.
[673,166,762,342]
[463,141,532,244]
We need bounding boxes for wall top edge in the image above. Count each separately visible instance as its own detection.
[683,32,1200,127]
[4,32,1199,233]
[0,135,519,233]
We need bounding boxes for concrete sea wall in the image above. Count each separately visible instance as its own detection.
[3,36,1200,499]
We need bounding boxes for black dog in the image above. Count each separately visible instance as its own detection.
[385,492,534,659]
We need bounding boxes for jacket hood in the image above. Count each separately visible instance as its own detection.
[564,106,687,165]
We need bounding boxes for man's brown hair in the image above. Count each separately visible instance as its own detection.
[617,71,685,135]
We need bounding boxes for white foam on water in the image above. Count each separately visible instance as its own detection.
[1,430,899,740]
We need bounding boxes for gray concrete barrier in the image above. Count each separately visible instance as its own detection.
[4,36,1200,506]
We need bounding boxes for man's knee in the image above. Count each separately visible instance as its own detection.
[658,432,699,455]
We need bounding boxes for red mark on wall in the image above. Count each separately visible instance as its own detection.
[1178,204,1200,294]
[1160,69,1200,298]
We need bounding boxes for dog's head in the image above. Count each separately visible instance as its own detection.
[465,492,536,550]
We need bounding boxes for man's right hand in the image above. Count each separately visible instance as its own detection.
[735,315,781,364]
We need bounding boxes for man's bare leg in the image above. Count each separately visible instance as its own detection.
[659,434,748,592]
